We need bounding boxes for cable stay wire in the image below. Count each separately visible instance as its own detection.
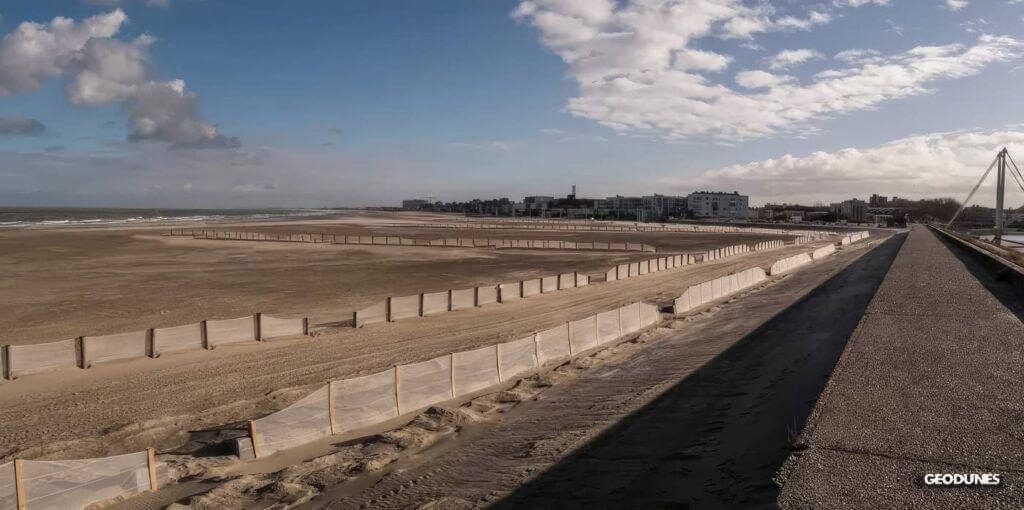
[948,154,999,227]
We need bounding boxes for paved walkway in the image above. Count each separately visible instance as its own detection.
[778,226,1024,508]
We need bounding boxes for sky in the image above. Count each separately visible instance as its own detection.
[3,0,1024,207]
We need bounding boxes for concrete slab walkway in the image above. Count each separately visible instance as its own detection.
[778,226,1024,509]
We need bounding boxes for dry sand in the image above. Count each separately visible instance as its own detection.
[0,226,674,345]
[0,229,828,462]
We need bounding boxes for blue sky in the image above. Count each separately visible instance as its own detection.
[3,0,1024,207]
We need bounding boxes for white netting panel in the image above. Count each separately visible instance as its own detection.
[497,337,537,381]
[558,273,575,289]
[206,316,254,346]
[390,295,420,321]
[522,279,541,296]
[355,301,386,326]
[397,355,452,413]
[641,303,660,327]
[8,339,77,378]
[498,283,521,302]
[84,330,147,366]
[421,292,448,316]
[452,346,500,397]
[476,286,498,306]
[536,324,570,365]
[252,385,332,456]
[569,316,598,354]
[541,276,558,293]
[0,462,14,510]
[450,288,476,310]
[597,310,621,344]
[21,451,150,510]
[616,264,628,279]
[620,303,641,334]
[331,369,397,433]
[153,323,202,354]
[261,315,304,339]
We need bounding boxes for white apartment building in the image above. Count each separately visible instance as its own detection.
[687,191,749,218]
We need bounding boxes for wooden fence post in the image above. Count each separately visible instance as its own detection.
[327,382,337,435]
[249,421,261,458]
[147,447,158,492]
[254,313,262,341]
[146,328,155,358]
[394,366,402,415]
[200,320,210,350]
[14,458,25,510]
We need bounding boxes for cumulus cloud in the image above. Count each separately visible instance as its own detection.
[0,116,46,136]
[767,48,824,70]
[515,0,1024,140]
[682,128,1024,204]
[946,0,969,11]
[0,9,235,149]
[735,70,793,88]
[833,0,889,6]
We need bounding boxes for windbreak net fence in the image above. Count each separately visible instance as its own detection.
[4,451,164,510]
[249,300,663,458]
[250,385,332,457]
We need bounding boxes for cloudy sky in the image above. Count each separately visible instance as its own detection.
[3,0,1024,207]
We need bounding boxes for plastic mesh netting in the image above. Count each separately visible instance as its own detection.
[8,339,77,378]
[569,316,598,354]
[452,346,500,397]
[260,315,304,339]
[84,330,147,366]
[252,385,332,456]
[397,355,452,413]
[331,369,398,433]
[206,316,254,346]
[153,323,202,354]
[497,337,537,381]
[536,324,570,366]
[20,452,151,510]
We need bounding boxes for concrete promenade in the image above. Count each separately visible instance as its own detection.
[779,226,1024,508]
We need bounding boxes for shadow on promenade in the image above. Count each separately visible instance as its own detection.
[492,234,907,510]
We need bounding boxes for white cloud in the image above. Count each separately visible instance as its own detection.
[679,128,1024,204]
[515,0,1024,140]
[0,9,235,148]
[767,48,824,70]
[735,70,793,89]
[946,0,969,11]
[834,48,882,63]
[833,0,890,6]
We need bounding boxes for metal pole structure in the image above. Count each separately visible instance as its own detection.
[996,148,1007,244]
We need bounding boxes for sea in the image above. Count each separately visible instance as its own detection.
[0,207,346,229]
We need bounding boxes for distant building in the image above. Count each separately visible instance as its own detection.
[869,194,889,206]
[402,199,428,210]
[687,191,749,218]
[831,199,868,222]
[643,194,689,218]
